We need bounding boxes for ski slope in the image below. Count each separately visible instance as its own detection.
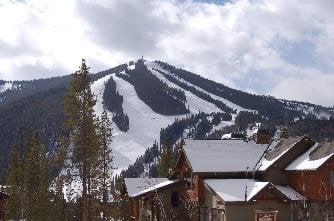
[90,65,242,173]
[146,61,255,114]
[90,61,282,173]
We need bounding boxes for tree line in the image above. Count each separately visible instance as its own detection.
[4,60,120,221]
[103,76,129,132]
[116,59,189,116]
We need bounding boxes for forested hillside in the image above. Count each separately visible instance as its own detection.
[0,59,333,182]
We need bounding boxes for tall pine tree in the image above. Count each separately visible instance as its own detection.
[158,141,174,178]
[95,107,113,219]
[23,132,50,221]
[5,144,24,220]
[64,59,100,221]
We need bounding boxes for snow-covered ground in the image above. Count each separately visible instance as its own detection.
[89,60,333,174]
[0,82,13,93]
[146,61,255,114]
[110,75,182,173]
[147,65,221,114]
[90,64,247,173]
[283,100,333,119]
[90,62,261,173]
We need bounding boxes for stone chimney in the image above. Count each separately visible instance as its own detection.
[255,128,271,144]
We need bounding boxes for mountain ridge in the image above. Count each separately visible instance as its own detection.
[0,59,333,178]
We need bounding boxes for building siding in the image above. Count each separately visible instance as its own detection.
[289,160,334,202]
[226,200,292,221]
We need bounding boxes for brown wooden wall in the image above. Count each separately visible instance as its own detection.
[181,175,205,203]
[226,200,293,221]
[289,159,334,201]
[174,152,205,203]
[128,198,139,220]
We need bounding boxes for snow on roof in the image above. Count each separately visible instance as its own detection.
[204,179,269,202]
[285,143,334,171]
[309,141,334,160]
[183,139,274,172]
[124,178,177,198]
[275,185,305,201]
[221,133,232,139]
[257,137,302,171]
[205,179,305,202]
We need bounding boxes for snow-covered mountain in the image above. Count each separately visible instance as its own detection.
[90,59,334,173]
[0,59,333,175]
[90,61,255,173]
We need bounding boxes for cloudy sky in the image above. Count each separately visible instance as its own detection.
[0,0,333,107]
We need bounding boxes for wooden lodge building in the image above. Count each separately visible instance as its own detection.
[124,135,334,221]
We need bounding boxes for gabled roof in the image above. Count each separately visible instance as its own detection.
[285,142,334,171]
[275,185,305,201]
[182,137,314,173]
[204,179,269,202]
[204,179,305,203]
[124,178,168,197]
[124,178,178,198]
[182,139,278,173]
[257,137,305,171]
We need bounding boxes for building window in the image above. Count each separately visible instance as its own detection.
[171,191,179,207]
[330,171,334,187]
[184,172,194,189]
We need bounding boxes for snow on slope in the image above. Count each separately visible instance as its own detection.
[146,61,255,114]
[111,74,181,173]
[146,64,221,114]
[91,74,133,173]
[0,82,13,93]
[281,100,333,119]
[91,66,237,173]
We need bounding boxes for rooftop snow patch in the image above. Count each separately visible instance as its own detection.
[205,179,269,202]
[124,178,177,198]
[183,139,276,173]
[221,133,232,139]
[205,179,305,202]
[257,137,303,171]
[285,143,334,171]
[309,141,334,160]
[275,185,306,201]
[264,137,301,161]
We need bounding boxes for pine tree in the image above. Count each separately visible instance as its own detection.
[49,138,69,221]
[64,59,100,221]
[158,141,174,178]
[49,175,67,221]
[5,144,24,220]
[23,132,50,221]
[95,107,113,220]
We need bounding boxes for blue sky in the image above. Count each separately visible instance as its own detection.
[0,0,333,106]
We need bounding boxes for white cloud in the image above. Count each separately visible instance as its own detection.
[0,0,333,106]
[271,71,334,107]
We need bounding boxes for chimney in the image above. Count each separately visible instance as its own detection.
[255,128,271,144]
